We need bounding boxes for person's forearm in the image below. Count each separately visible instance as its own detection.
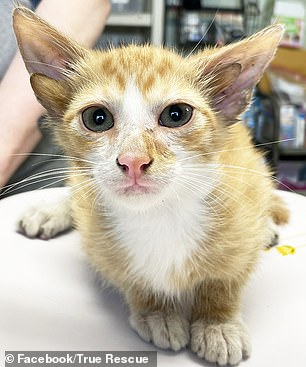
[35,0,111,47]
[0,0,111,188]
[0,52,44,188]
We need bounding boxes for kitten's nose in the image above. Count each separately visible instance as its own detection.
[116,154,153,179]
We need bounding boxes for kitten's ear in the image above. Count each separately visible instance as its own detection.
[13,7,89,115]
[13,7,87,80]
[191,24,284,123]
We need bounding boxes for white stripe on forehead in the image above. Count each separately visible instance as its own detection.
[121,77,153,131]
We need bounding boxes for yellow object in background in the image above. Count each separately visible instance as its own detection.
[276,245,296,256]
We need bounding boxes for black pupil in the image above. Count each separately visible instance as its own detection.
[93,109,106,125]
[169,105,183,122]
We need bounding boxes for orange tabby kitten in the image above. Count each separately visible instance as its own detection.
[14,7,288,365]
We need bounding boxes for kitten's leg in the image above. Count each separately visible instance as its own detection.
[270,193,289,225]
[17,198,72,240]
[265,193,290,249]
[127,290,189,351]
[190,279,251,366]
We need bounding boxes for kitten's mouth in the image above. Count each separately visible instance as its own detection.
[122,184,155,195]
[116,178,160,196]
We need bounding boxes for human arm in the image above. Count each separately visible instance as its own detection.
[0,0,111,188]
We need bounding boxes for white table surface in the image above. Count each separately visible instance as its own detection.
[0,188,305,366]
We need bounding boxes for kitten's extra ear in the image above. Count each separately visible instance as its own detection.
[30,74,71,116]
[191,24,284,123]
[13,7,86,80]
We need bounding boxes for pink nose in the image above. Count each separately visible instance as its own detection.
[116,154,153,179]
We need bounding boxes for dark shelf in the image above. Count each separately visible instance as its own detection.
[279,148,306,159]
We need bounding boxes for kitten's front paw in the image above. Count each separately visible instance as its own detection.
[129,311,189,351]
[190,318,251,366]
[17,200,71,240]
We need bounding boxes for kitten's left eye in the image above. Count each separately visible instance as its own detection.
[159,103,193,128]
[82,106,114,132]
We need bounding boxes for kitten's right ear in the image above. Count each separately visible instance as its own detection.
[13,7,87,80]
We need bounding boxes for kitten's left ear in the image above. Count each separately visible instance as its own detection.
[13,7,87,80]
[13,7,89,115]
[191,24,284,123]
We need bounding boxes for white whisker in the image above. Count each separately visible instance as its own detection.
[186,10,220,58]
[0,167,93,197]
[177,138,295,163]
[6,152,95,165]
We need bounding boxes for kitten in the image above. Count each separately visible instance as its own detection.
[13,7,288,365]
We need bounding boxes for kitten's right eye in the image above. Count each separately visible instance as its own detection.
[81,106,114,132]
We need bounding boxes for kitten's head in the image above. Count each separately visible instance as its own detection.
[13,8,283,210]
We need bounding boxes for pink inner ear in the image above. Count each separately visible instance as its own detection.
[28,59,66,80]
[230,57,267,93]
[24,45,68,80]
[212,57,272,120]
[214,88,252,120]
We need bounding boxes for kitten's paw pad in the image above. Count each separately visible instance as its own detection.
[17,203,71,240]
[190,319,251,366]
[129,311,189,351]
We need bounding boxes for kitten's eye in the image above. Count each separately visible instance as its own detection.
[82,106,114,132]
[159,103,193,128]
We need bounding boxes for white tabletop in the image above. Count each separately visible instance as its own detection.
[0,188,305,366]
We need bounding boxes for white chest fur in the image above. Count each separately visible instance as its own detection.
[110,194,209,295]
